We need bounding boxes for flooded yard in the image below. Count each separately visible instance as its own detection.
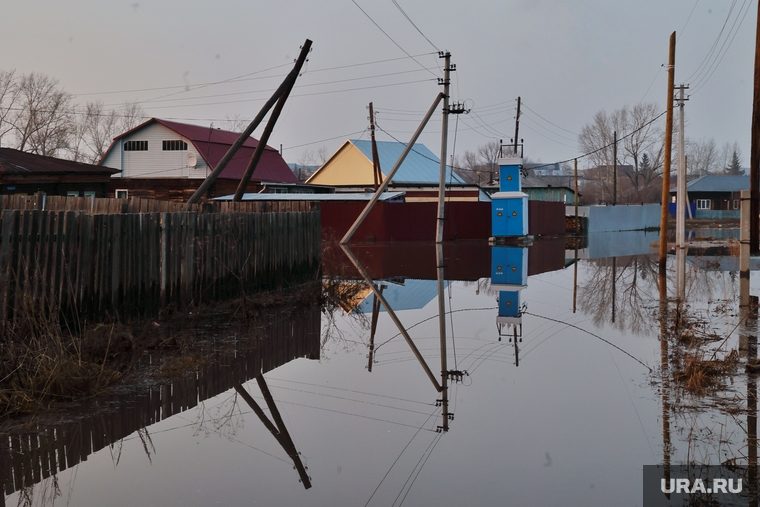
[3,230,759,506]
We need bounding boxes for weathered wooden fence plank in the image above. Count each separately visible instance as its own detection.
[0,208,320,323]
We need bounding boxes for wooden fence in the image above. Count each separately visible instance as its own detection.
[0,193,317,214]
[0,306,321,500]
[0,208,321,324]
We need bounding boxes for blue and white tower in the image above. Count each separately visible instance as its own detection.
[491,246,527,352]
[491,156,529,239]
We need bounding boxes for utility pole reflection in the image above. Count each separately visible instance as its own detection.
[340,244,459,434]
[235,376,312,489]
[659,264,671,498]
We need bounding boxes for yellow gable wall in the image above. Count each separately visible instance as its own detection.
[307,142,376,186]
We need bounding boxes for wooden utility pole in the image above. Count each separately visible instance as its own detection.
[233,46,307,201]
[574,158,579,234]
[342,93,443,244]
[676,85,689,250]
[436,52,452,244]
[234,378,311,489]
[613,130,617,205]
[513,97,521,154]
[751,0,760,253]
[186,39,311,206]
[436,242,449,432]
[369,102,382,191]
[659,32,676,270]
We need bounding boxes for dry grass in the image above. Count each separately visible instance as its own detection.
[673,349,740,393]
[158,354,207,378]
[0,277,362,418]
[0,297,132,417]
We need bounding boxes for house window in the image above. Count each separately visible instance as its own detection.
[84,191,96,198]
[696,199,711,210]
[162,140,188,151]
[115,189,129,199]
[734,199,740,210]
[124,140,148,151]
[67,190,79,197]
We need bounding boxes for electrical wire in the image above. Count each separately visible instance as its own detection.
[691,0,753,95]
[351,0,440,79]
[684,0,739,84]
[521,102,579,137]
[391,0,440,52]
[364,407,442,507]
[282,129,367,151]
[677,0,701,42]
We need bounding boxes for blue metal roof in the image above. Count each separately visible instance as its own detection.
[215,192,405,201]
[354,279,450,313]
[679,174,749,193]
[351,139,465,185]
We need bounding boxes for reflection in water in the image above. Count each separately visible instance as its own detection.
[340,244,454,434]
[491,246,528,366]
[652,244,760,504]
[235,376,311,489]
[2,306,320,504]
[577,255,661,337]
[9,232,760,505]
[577,253,741,338]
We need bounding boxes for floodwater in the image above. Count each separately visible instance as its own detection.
[3,230,759,507]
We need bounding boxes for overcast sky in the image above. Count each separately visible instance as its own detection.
[3,0,756,169]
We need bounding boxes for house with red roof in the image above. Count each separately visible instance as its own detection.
[99,118,299,200]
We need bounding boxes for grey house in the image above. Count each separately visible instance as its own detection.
[669,174,748,219]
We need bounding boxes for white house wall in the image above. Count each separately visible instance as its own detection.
[103,123,208,179]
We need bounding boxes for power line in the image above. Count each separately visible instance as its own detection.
[691,0,753,95]
[71,62,293,97]
[523,109,668,172]
[282,129,368,151]
[520,120,578,150]
[521,102,579,136]
[106,78,435,111]
[351,0,440,79]
[677,0,701,41]
[307,53,438,73]
[391,0,440,51]
[130,68,437,107]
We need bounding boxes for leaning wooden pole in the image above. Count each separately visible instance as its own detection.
[340,93,444,244]
[659,32,676,271]
[233,80,295,200]
[186,39,312,206]
[751,1,760,253]
[233,41,312,200]
[435,51,451,244]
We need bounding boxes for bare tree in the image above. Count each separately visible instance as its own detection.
[66,100,146,163]
[220,113,247,133]
[686,137,718,177]
[8,73,74,157]
[298,147,328,167]
[578,102,664,203]
[118,101,145,133]
[454,150,483,184]
[0,70,17,147]
[477,140,500,183]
